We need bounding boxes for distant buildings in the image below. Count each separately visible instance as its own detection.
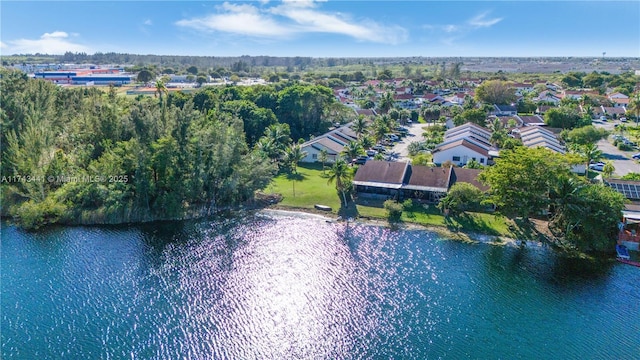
[33,68,133,85]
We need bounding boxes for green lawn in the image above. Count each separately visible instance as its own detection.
[267,162,345,212]
[266,162,526,239]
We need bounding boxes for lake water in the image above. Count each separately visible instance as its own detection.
[2,211,639,359]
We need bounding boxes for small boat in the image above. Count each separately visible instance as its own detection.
[314,204,332,211]
[616,244,631,260]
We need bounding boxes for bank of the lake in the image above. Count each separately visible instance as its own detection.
[2,211,639,359]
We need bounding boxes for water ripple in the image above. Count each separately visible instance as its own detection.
[2,214,639,359]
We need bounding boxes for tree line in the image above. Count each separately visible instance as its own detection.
[0,68,343,228]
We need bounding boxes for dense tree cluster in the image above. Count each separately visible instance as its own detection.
[479,147,626,251]
[0,69,344,228]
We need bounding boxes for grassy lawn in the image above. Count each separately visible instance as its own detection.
[266,162,531,239]
[267,162,345,213]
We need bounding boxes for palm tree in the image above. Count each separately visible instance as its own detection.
[352,116,368,138]
[359,135,374,151]
[255,137,279,162]
[327,159,352,205]
[283,144,307,174]
[263,123,291,152]
[602,161,615,179]
[341,141,364,162]
[377,91,395,114]
[318,149,329,174]
[628,93,640,126]
[580,143,603,177]
[154,79,168,100]
[548,175,585,239]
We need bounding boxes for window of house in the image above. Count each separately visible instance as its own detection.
[472,157,476,161]
[452,156,460,161]
[480,158,485,163]
[312,154,317,159]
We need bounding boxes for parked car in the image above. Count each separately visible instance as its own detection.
[600,116,607,121]
[632,153,640,160]
[620,117,627,122]
[366,149,377,157]
[589,162,605,171]
[352,157,367,165]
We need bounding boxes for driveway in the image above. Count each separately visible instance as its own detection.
[392,122,427,161]
[593,119,639,176]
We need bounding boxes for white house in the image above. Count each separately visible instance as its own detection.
[519,126,566,154]
[299,126,358,163]
[432,138,490,167]
[444,122,492,142]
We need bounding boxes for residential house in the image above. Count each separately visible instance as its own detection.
[610,98,630,108]
[518,115,546,127]
[432,139,491,167]
[535,90,561,104]
[605,179,640,250]
[300,126,358,163]
[493,104,518,116]
[401,166,451,202]
[355,109,377,117]
[352,161,410,199]
[394,93,418,109]
[353,161,487,202]
[603,106,627,119]
[518,126,566,154]
[444,122,493,144]
[535,105,554,115]
[512,82,534,96]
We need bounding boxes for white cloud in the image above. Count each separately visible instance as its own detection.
[176,2,291,37]
[0,41,7,49]
[4,31,91,55]
[422,11,503,46]
[468,12,502,28]
[143,19,153,26]
[176,0,406,44]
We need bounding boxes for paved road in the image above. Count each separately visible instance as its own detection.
[593,119,639,176]
[392,122,427,161]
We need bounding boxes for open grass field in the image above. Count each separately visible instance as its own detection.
[267,162,536,240]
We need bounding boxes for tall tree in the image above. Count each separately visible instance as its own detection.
[580,143,602,177]
[474,80,516,105]
[377,92,395,114]
[327,159,352,205]
[352,116,368,138]
[318,149,329,174]
[282,143,307,174]
[479,147,570,219]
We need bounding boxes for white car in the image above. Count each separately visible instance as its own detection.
[589,162,605,171]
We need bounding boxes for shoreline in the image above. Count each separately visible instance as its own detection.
[260,206,529,248]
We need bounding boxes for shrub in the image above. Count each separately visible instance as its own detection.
[437,183,484,214]
[617,142,633,151]
[13,197,67,230]
[402,199,413,210]
[383,199,403,223]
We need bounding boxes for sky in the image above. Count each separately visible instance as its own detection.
[1,1,639,57]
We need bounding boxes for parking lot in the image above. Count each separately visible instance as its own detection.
[390,122,427,161]
[593,119,640,176]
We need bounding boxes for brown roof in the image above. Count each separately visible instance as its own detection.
[451,168,489,192]
[603,106,626,115]
[356,109,376,116]
[353,160,409,185]
[310,137,343,154]
[519,115,545,125]
[404,166,452,191]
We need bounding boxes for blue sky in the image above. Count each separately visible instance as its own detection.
[1,1,639,57]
